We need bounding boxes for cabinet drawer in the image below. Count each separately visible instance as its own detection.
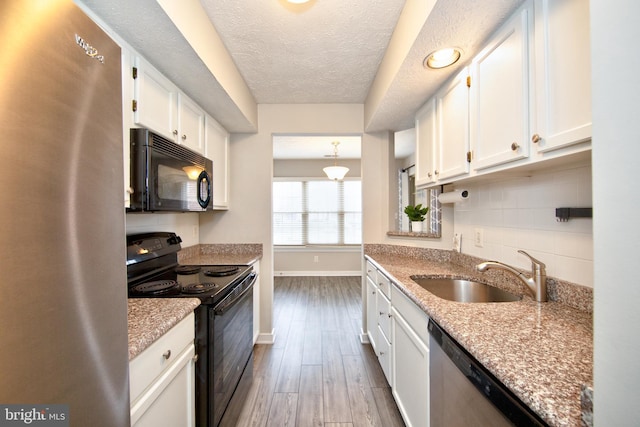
[377,272,391,299]
[391,284,429,346]
[365,260,377,281]
[376,326,392,386]
[377,291,391,342]
[130,313,195,403]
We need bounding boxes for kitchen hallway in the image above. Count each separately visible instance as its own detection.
[234,276,405,426]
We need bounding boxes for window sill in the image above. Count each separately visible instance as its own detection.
[387,231,441,239]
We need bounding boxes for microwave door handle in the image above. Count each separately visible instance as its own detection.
[197,170,211,209]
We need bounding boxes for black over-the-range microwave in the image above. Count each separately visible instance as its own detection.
[128,128,213,212]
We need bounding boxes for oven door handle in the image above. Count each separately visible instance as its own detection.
[214,273,256,315]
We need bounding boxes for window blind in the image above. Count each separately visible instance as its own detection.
[273,179,362,246]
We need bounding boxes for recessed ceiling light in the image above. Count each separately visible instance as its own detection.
[286,0,311,3]
[424,48,462,69]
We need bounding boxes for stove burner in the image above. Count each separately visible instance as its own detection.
[175,265,201,274]
[182,282,218,294]
[131,280,180,295]
[203,266,240,277]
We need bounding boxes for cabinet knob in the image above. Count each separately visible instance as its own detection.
[434,170,439,175]
[379,311,384,316]
[192,354,199,363]
[162,350,171,360]
[531,133,541,143]
[371,290,376,295]
[427,172,432,178]
[388,313,392,318]
[511,142,520,151]
[172,129,178,136]
[182,134,187,141]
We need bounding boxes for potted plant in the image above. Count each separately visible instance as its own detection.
[404,204,429,233]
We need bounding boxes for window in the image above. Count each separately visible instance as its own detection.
[273,179,362,246]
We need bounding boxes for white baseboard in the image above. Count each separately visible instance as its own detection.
[359,330,370,344]
[274,271,362,277]
[255,329,276,345]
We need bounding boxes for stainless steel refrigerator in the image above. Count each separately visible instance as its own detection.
[0,1,129,425]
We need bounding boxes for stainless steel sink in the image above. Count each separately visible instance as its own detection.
[411,277,521,303]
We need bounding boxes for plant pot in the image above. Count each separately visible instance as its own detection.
[411,221,423,233]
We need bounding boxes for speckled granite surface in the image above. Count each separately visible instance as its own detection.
[178,243,262,265]
[127,298,200,360]
[364,244,593,427]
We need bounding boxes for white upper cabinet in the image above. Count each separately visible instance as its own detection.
[470,1,533,171]
[415,99,438,187]
[204,115,230,210]
[133,56,178,141]
[132,56,205,155]
[532,0,591,153]
[177,93,205,154]
[436,68,470,181]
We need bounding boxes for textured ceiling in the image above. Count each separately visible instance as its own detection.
[200,0,405,104]
[79,0,524,153]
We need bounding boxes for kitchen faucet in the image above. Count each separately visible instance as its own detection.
[476,250,547,302]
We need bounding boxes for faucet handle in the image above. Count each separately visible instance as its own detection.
[518,250,546,268]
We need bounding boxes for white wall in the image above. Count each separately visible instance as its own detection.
[454,162,593,287]
[592,0,640,424]
[199,103,365,343]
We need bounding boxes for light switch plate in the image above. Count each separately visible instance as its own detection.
[474,228,484,248]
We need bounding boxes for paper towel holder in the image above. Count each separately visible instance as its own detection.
[438,189,469,204]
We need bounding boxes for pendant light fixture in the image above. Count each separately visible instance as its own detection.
[323,141,349,181]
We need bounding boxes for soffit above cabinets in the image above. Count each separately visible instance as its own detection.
[80,0,523,133]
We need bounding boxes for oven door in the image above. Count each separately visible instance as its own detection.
[130,128,212,212]
[212,273,256,426]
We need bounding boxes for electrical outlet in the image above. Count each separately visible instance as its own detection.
[313,255,319,263]
[474,228,484,248]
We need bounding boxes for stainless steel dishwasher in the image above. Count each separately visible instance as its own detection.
[428,319,547,426]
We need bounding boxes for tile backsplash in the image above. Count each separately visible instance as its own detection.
[454,163,593,287]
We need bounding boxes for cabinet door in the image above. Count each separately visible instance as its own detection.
[133,57,177,140]
[415,98,438,187]
[533,0,591,152]
[205,115,230,209]
[131,344,196,427]
[177,93,205,154]
[436,68,470,180]
[471,1,532,171]
[366,276,379,352]
[392,308,429,427]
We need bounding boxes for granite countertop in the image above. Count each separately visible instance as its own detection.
[127,298,201,360]
[178,243,262,266]
[365,246,593,427]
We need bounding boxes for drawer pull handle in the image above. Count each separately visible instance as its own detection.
[162,350,171,360]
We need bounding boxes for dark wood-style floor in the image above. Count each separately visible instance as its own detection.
[235,276,406,427]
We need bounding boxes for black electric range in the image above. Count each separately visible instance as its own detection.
[126,232,255,427]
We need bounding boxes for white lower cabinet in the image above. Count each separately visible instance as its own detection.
[129,313,196,427]
[365,259,430,426]
[391,295,429,427]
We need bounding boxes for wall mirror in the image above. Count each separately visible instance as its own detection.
[393,129,441,237]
